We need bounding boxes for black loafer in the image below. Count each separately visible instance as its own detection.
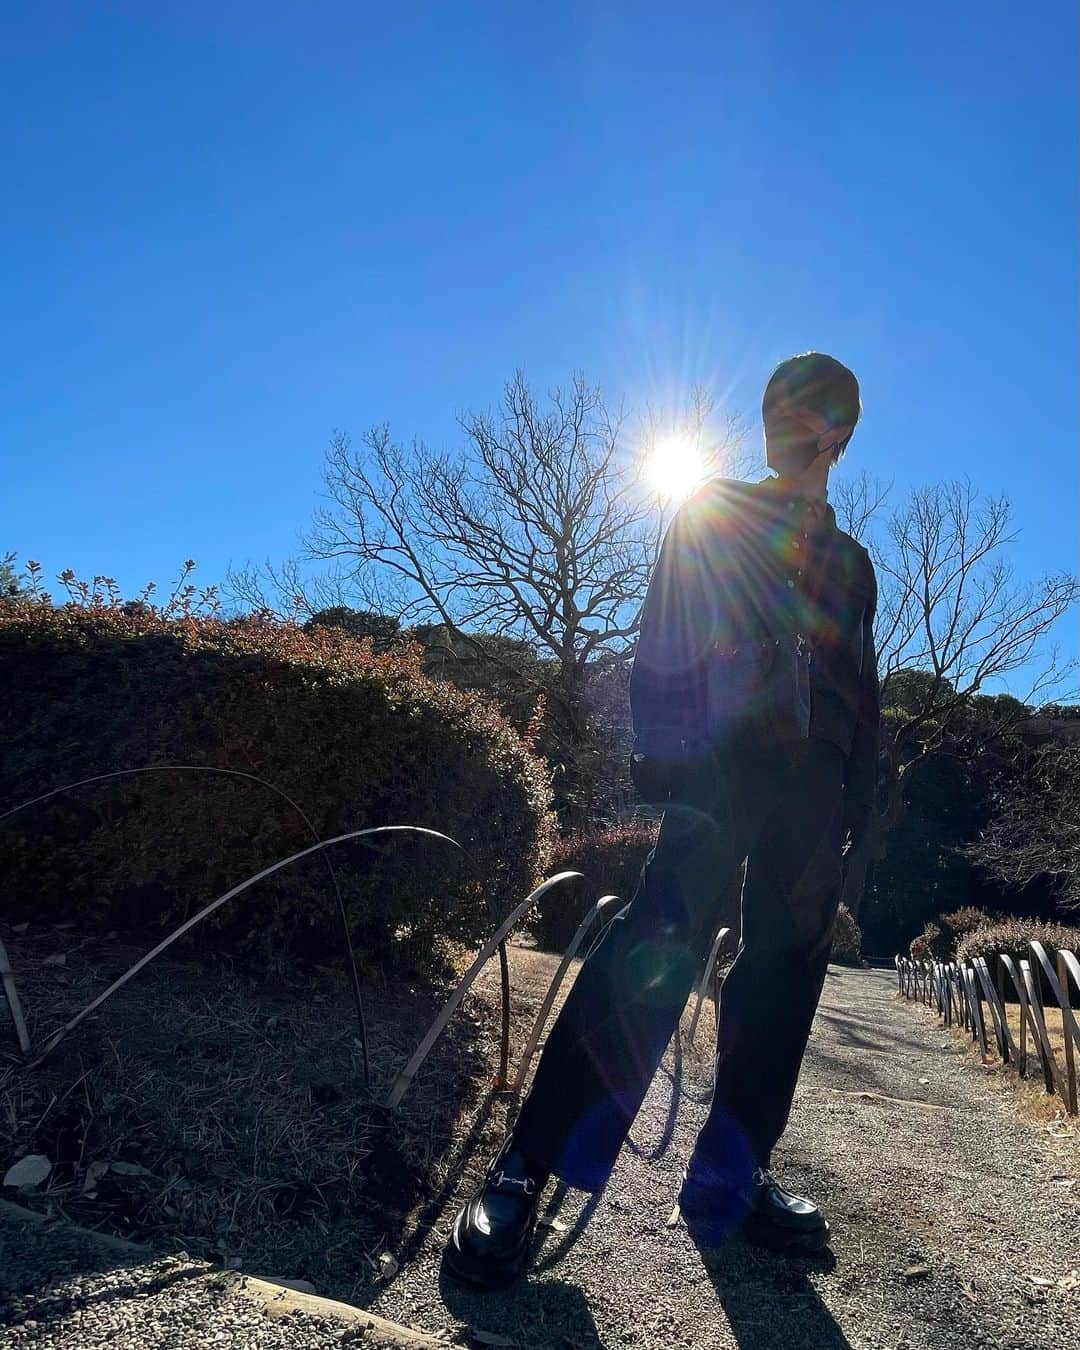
[444,1140,547,1287]
[744,1168,830,1253]
[679,1160,829,1254]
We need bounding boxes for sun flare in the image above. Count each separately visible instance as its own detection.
[645,435,706,503]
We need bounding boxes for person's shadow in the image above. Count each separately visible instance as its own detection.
[685,1217,853,1349]
[438,1263,602,1348]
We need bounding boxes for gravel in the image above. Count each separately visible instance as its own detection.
[3,967,1078,1348]
[367,966,1080,1349]
[0,1222,351,1348]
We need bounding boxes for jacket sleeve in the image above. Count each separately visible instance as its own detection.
[843,558,881,840]
[629,488,727,746]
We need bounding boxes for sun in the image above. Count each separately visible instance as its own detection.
[645,434,706,502]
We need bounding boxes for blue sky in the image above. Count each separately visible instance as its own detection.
[2,4,1076,681]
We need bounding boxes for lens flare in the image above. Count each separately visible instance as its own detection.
[645,435,705,503]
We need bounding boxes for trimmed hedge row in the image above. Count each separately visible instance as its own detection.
[0,600,556,972]
[909,907,1005,963]
[955,918,1080,968]
[530,821,658,951]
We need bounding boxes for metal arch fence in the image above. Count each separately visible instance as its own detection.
[895,943,1080,1116]
[2,856,727,1113]
[0,766,730,1113]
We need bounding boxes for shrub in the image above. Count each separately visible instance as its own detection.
[909,906,1004,963]
[955,918,1080,969]
[529,821,657,951]
[0,599,556,973]
[830,904,863,966]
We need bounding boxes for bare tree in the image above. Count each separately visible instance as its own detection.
[962,737,1080,912]
[840,478,1078,912]
[304,372,743,820]
[226,556,353,622]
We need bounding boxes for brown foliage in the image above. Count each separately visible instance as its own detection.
[0,598,555,971]
[909,906,1004,962]
[954,917,1080,967]
[529,821,658,951]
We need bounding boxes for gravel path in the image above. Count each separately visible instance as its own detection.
[3,967,1078,1348]
[367,966,1080,1349]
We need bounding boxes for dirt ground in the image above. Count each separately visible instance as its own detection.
[1,921,623,1304]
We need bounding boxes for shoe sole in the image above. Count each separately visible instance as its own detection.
[676,1179,830,1256]
[742,1212,831,1255]
[442,1209,533,1289]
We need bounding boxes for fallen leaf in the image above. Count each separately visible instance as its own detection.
[4,1154,52,1188]
[1029,1274,1054,1288]
[537,1215,568,1232]
[109,1160,153,1177]
[470,1330,517,1347]
[83,1161,110,1193]
[961,1283,978,1303]
[918,1078,930,1086]
[377,1252,399,1278]
[42,953,66,967]
[903,1264,931,1281]
[1058,1270,1080,1291]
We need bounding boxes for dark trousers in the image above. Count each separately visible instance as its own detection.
[513,738,846,1193]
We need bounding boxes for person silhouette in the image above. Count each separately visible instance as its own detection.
[445,352,880,1286]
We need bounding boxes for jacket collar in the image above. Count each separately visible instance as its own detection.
[756,475,836,530]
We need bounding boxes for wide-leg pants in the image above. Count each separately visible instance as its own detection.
[513,738,846,1193]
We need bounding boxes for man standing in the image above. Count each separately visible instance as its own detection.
[445,352,880,1285]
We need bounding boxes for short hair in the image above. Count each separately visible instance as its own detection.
[762,352,861,462]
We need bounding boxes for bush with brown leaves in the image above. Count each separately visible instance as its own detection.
[909,907,1005,963]
[1,596,556,973]
[954,917,1080,968]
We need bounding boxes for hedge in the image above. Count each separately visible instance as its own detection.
[954,918,1080,969]
[830,904,863,966]
[0,600,556,972]
[909,907,1005,963]
[529,821,657,951]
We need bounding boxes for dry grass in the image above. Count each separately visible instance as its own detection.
[1,922,721,1303]
[0,925,505,1302]
[903,990,1080,1149]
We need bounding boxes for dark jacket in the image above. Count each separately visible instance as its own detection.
[629,476,880,834]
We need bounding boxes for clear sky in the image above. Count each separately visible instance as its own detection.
[3,4,1076,679]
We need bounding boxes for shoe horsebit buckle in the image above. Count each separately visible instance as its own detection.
[492,1169,535,1195]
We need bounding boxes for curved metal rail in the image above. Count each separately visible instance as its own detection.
[687,925,733,1045]
[384,871,583,1109]
[510,894,624,1098]
[0,937,31,1056]
[896,941,1080,1116]
[0,764,377,1079]
[28,825,459,1068]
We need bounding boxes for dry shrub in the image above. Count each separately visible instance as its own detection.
[909,906,1005,963]
[529,820,658,951]
[955,917,1080,968]
[0,599,555,973]
[830,903,863,965]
